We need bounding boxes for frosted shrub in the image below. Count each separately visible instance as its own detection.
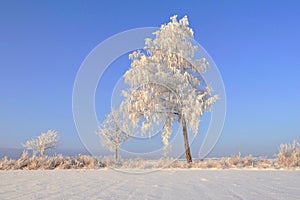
[219,153,242,168]
[193,159,223,169]
[160,158,188,168]
[242,155,254,167]
[0,156,15,170]
[47,154,65,169]
[78,155,99,169]
[15,150,29,169]
[276,140,300,168]
[256,159,274,169]
[205,159,223,169]
[217,154,254,168]
[121,158,146,169]
[26,156,45,170]
[101,156,118,168]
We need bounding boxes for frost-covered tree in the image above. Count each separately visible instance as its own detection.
[122,15,218,163]
[96,109,130,162]
[22,130,59,157]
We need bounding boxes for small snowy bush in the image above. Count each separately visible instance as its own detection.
[228,153,241,166]
[276,140,300,168]
[242,155,254,167]
[256,159,274,169]
[14,150,29,169]
[0,156,15,170]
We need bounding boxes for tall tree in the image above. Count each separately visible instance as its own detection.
[122,15,218,163]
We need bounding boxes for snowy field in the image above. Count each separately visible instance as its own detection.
[0,169,299,199]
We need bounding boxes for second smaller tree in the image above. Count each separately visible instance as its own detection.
[96,109,130,162]
[23,130,59,157]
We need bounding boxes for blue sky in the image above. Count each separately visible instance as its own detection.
[0,1,299,157]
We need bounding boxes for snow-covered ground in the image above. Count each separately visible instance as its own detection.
[0,169,299,199]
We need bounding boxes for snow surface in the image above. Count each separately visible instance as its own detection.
[0,169,299,199]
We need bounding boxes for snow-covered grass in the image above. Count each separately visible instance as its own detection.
[1,141,299,170]
[0,151,105,170]
[0,153,297,170]
[0,169,299,199]
[101,155,280,170]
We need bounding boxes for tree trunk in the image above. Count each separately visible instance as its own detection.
[115,146,118,163]
[182,117,192,163]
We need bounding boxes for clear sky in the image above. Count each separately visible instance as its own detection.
[0,1,299,157]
